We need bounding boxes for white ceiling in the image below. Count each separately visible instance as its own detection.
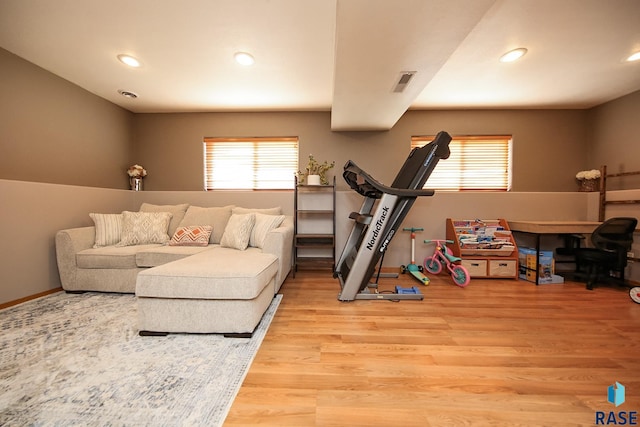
[1,0,639,131]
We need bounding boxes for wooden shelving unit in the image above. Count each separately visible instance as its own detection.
[598,164,640,222]
[446,218,518,279]
[293,176,336,276]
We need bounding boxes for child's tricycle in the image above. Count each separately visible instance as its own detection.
[423,239,470,287]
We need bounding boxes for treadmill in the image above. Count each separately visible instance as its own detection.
[334,131,451,301]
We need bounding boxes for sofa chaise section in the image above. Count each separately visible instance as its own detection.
[136,249,279,336]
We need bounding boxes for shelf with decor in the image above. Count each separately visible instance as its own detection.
[445,218,518,279]
[293,176,336,276]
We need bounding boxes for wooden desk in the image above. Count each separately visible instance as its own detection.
[508,221,601,284]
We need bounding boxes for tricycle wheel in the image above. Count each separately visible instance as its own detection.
[451,265,470,287]
[424,257,442,274]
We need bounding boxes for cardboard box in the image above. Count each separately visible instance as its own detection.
[519,271,565,284]
[518,248,556,283]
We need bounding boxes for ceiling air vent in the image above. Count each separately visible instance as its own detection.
[393,71,416,93]
[118,89,138,99]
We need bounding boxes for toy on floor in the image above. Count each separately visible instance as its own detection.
[400,227,430,285]
[423,239,470,287]
[630,287,640,303]
[395,285,422,295]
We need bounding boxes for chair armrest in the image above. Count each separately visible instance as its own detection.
[55,226,95,290]
[262,217,294,292]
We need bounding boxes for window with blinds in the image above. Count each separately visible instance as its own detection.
[203,137,299,190]
[411,135,512,191]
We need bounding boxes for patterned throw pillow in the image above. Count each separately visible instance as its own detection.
[116,211,173,247]
[139,203,189,237]
[220,213,256,250]
[249,213,285,248]
[169,226,213,247]
[89,213,123,248]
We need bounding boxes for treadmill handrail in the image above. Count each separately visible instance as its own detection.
[343,160,435,198]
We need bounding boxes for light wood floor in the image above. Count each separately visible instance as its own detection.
[225,270,640,426]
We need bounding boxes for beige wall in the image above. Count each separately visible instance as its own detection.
[0,180,133,304]
[0,48,133,189]
[0,181,597,306]
[589,90,640,190]
[133,109,589,192]
[2,48,639,305]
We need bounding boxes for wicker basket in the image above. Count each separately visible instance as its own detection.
[579,178,599,192]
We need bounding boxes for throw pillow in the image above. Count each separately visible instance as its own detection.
[250,213,285,248]
[232,206,282,215]
[169,225,213,247]
[220,213,256,250]
[116,211,173,247]
[178,205,234,244]
[89,213,123,248]
[139,203,189,237]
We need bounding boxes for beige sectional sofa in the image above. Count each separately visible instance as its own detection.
[55,203,293,335]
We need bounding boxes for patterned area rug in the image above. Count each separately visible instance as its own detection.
[0,291,281,426]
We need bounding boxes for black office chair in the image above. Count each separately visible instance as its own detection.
[574,217,637,290]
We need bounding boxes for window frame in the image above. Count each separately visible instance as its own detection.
[203,137,299,191]
[411,135,513,191]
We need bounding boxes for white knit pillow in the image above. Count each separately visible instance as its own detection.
[116,211,173,246]
[89,213,123,248]
[139,203,189,237]
[250,213,285,248]
[220,213,255,250]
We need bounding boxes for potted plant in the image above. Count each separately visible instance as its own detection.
[575,169,601,192]
[298,155,334,185]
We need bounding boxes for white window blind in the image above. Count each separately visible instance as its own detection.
[203,137,299,190]
[411,135,512,191]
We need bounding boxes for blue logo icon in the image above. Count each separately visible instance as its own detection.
[608,382,626,407]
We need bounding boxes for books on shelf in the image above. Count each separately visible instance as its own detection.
[452,219,515,256]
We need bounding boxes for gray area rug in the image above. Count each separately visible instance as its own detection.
[0,291,281,426]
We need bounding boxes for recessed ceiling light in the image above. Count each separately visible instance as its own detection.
[500,48,528,63]
[626,51,640,62]
[234,52,255,66]
[118,89,138,99]
[117,54,141,68]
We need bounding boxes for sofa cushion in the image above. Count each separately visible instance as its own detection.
[232,206,282,215]
[136,245,215,268]
[77,244,162,269]
[139,203,189,236]
[169,225,213,247]
[89,213,123,248]
[117,211,172,247]
[220,213,255,250]
[136,249,278,300]
[178,205,234,244]
[250,213,285,248]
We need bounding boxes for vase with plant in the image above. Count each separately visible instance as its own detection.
[575,169,600,192]
[127,164,147,191]
[298,154,335,185]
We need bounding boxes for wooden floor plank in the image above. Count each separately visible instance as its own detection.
[225,271,640,426]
